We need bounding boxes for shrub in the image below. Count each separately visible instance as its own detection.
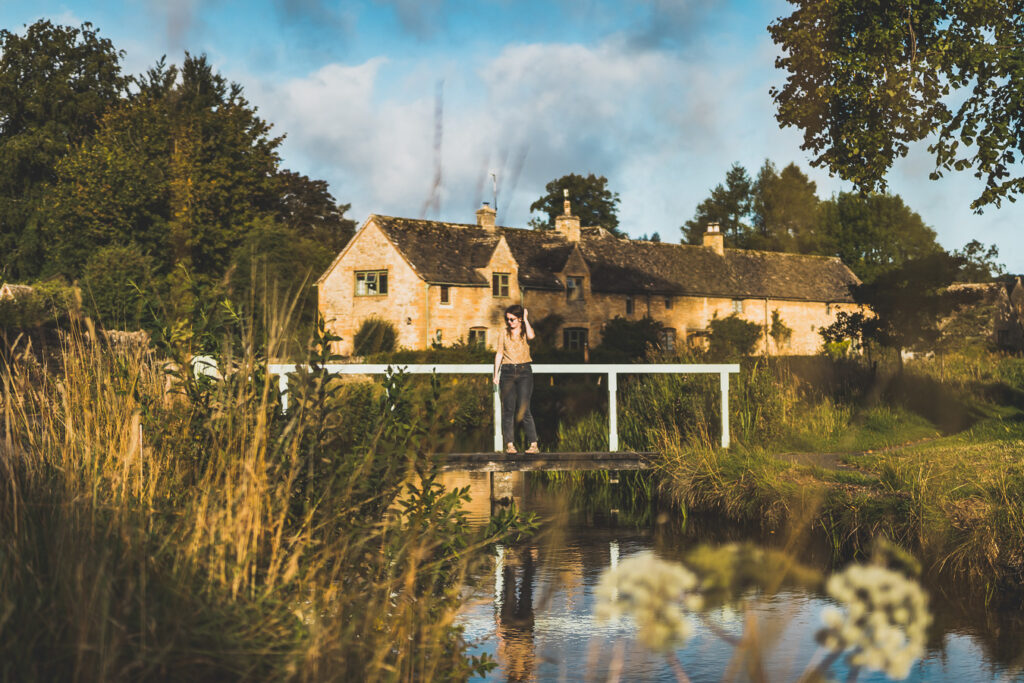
[80,243,154,330]
[596,315,663,362]
[708,314,761,360]
[353,316,397,355]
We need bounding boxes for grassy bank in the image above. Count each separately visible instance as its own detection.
[653,352,1024,591]
[0,322,527,681]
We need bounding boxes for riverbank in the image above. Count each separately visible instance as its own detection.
[657,355,1024,591]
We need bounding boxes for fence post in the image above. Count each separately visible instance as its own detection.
[493,384,502,452]
[720,371,730,449]
[608,371,618,451]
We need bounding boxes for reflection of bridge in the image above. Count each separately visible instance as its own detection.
[269,362,741,449]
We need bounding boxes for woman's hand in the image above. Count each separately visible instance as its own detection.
[523,307,529,322]
[493,373,499,386]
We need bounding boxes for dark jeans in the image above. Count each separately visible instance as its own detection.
[499,363,538,447]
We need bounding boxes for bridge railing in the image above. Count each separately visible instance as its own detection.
[266,363,741,450]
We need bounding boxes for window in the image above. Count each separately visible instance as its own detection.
[563,327,589,351]
[566,276,585,301]
[731,299,743,314]
[439,285,451,306]
[468,327,487,346]
[434,329,443,344]
[355,270,388,296]
[665,297,673,310]
[492,273,510,297]
[825,303,832,315]
[626,296,635,315]
[660,327,676,349]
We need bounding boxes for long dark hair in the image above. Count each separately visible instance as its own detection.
[504,304,525,337]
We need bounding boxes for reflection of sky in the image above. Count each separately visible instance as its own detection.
[459,540,1024,682]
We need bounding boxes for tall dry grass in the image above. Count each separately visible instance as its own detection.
[0,317,523,681]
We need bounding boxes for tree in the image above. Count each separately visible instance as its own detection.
[750,161,822,252]
[0,20,130,278]
[529,173,622,235]
[951,240,1004,282]
[817,192,942,283]
[44,54,282,282]
[682,163,753,246]
[277,170,357,256]
[770,1,1024,210]
[847,251,981,369]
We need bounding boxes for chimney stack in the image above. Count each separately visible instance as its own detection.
[703,222,724,255]
[476,202,497,231]
[555,189,581,242]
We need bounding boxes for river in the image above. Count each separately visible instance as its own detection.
[443,471,1024,682]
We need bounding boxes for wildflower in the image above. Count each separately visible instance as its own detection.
[817,564,931,680]
[594,551,703,652]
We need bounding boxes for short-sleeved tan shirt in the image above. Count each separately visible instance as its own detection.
[497,329,532,365]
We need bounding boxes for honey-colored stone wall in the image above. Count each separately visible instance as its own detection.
[318,220,427,355]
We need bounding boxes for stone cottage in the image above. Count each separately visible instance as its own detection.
[316,199,861,356]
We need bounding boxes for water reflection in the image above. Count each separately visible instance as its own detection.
[443,471,1024,682]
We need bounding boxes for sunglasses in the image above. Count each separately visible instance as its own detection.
[506,317,519,322]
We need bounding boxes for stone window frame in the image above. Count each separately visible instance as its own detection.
[355,269,388,296]
[492,272,510,297]
[731,299,743,314]
[563,326,589,351]
[566,275,585,301]
[625,296,635,316]
[468,327,487,346]
[439,285,453,307]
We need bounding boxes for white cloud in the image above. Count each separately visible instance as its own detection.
[248,35,1024,270]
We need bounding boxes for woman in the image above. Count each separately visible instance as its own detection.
[493,304,539,454]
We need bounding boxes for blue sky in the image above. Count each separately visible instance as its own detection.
[4,0,1022,271]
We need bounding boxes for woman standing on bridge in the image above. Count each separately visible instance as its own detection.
[493,305,540,455]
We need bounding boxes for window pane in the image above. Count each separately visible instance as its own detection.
[440,285,450,304]
[356,273,367,296]
[378,272,387,295]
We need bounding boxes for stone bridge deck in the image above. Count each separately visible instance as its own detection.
[441,451,657,473]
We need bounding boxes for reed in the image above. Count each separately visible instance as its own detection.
[0,316,526,681]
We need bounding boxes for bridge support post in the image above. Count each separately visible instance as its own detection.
[608,371,618,451]
[490,471,516,506]
[720,371,730,449]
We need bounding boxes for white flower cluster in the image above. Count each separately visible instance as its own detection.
[818,564,931,680]
[594,551,704,652]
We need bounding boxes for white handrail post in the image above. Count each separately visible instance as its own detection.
[608,371,618,452]
[720,371,730,449]
[279,372,290,413]
[493,384,502,452]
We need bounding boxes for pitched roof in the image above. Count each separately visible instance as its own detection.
[363,215,859,302]
[371,215,569,290]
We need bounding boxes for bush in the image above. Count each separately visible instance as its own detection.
[80,243,154,330]
[595,316,663,362]
[708,314,762,360]
[353,316,397,355]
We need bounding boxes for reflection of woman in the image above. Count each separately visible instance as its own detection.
[493,305,539,454]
